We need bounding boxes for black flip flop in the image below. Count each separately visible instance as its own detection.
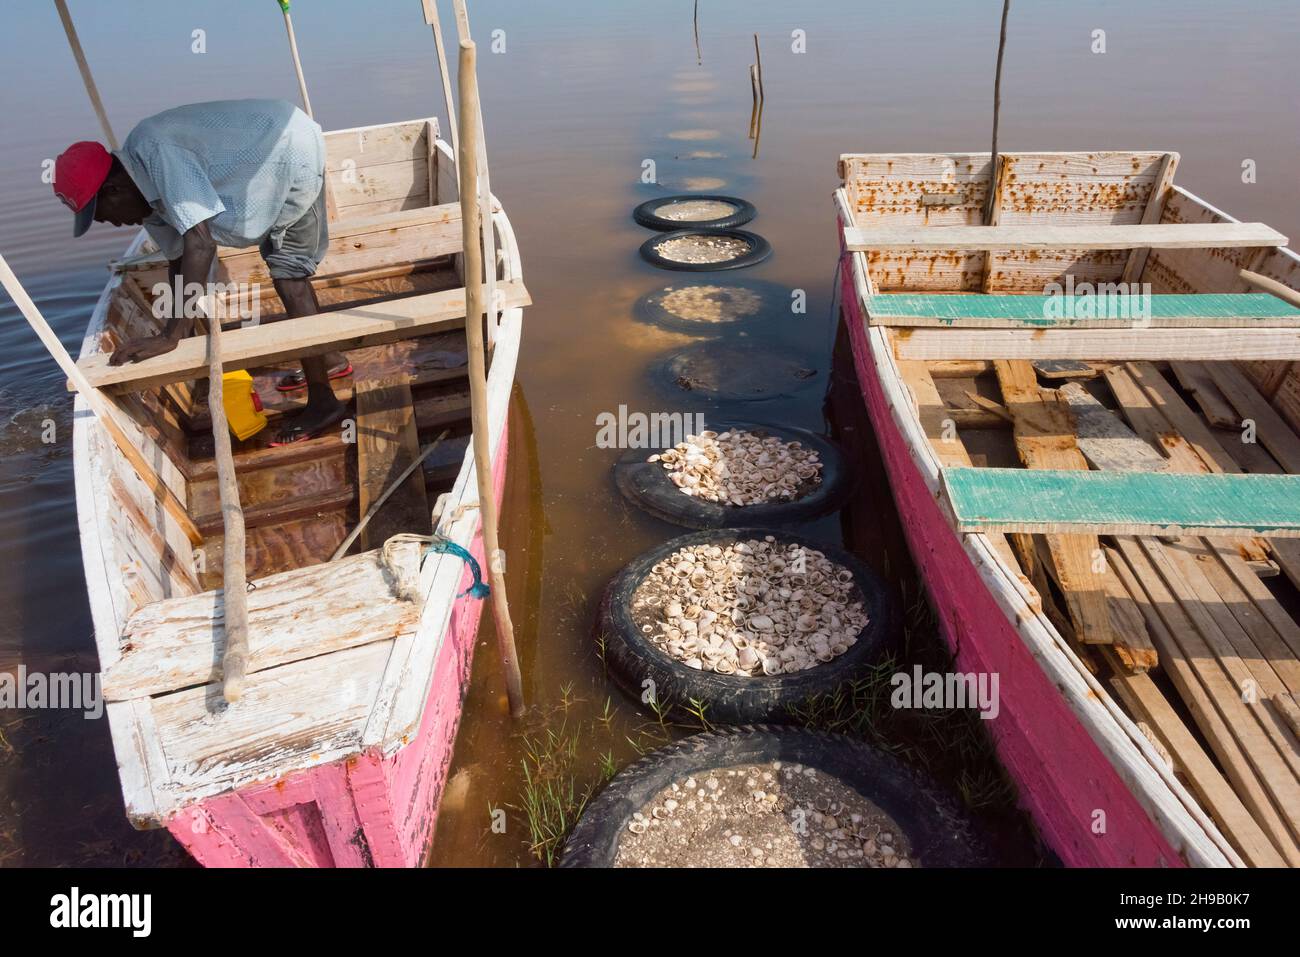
[275,361,354,393]
[270,406,349,446]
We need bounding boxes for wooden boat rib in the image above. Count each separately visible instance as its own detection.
[71,116,529,867]
[835,150,1300,867]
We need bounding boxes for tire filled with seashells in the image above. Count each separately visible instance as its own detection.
[632,194,757,232]
[560,726,983,868]
[613,423,854,528]
[639,228,772,272]
[597,529,894,724]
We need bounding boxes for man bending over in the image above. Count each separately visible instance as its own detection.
[54,98,350,444]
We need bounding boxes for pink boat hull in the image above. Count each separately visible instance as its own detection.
[838,259,1183,867]
[163,426,509,868]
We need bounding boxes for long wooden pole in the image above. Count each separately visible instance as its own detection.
[421,0,460,158]
[53,0,118,150]
[0,253,201,546]
[983,0,1011,225]
[1241,268,1300,310]
[694,0,702,65]
[451,0,500,350]
[278,2,314,118]
[1240,270,1300,398]
[278,2,338,220]
[202,309,252,704]
[457,39,523,717]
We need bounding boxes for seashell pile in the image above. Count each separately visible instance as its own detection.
[656,199,738,222]
[649,430,823,506]
[615,760,916,868]
[631,536,868,676]
[654,234,750,265]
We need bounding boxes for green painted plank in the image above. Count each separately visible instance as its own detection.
[943,467,1300,538]
[866,293,1300,328]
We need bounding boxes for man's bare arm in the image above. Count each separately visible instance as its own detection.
[110,220,217,366]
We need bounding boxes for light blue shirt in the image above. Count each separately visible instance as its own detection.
[115,99,325,261]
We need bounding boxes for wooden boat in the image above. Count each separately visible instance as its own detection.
[66,112,529,866]
[67,113,528,866]
[835,150,1300,867]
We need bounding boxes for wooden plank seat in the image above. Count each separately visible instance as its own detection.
[890,327,1300,362]
[102,542,422,701]
[844,222,1287,253]
[110,201,491,287]
[942,467,1300,538]
[76,279,531,394]
[867,293,1300,329]
[101,542,426,816]
[108,639,397,817]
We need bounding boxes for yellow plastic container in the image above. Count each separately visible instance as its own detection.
[222,370,268,441]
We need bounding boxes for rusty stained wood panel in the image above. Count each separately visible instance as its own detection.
[841,151,1173,292]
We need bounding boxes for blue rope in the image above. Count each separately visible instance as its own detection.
[424,538,490,600]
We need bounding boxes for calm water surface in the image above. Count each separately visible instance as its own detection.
[0,0,1296,866]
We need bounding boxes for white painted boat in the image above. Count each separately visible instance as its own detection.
[835,150,1300,867]
[65,112,528,866]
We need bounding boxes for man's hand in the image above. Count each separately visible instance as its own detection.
[109,334,181,366]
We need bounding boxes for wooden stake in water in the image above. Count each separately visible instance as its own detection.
[694,0,702,64]
[984,0,1011,225]
[457,39,524,718]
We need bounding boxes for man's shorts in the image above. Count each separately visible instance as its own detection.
[259,180,329,281]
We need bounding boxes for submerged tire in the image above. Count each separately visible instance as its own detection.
[560,726,983,868]
[633,279,789,335]
[597,528,894,724]
[658,341,820,403]
[639,228,772,272]
[613,422,855,529]
[633,194,757,231]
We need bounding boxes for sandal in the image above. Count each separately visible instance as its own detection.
[275,361,354,393]
[269,405,349,447]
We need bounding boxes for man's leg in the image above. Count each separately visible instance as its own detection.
[272,276,347,440]
[262,177,347,442]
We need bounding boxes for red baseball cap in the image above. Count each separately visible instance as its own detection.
[54,141,113,237]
